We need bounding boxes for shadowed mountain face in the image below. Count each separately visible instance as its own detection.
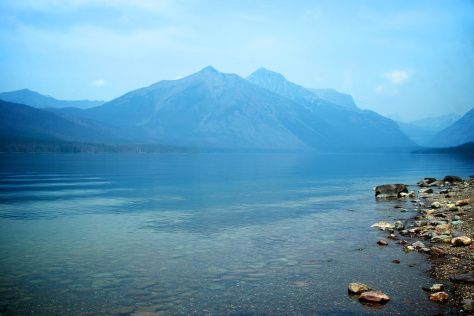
[431,109,474,147]
[0,89,104,109]
[0,100,123,143]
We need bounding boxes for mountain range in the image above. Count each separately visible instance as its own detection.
[0,89,104,109]
[0,66,470,152]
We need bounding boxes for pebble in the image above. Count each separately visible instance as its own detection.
[392,259,400,264]
[377,240,388,246]
[348,282,370,294]
[429,284,444,292]
[431,202,442,209]
[358,291,390,304]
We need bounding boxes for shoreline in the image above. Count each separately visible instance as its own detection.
[372,175,474,313]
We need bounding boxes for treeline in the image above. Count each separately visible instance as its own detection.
[413,142,474,155]
[0,139,193,153]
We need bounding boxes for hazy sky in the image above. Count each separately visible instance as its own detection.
[1,0,473,121]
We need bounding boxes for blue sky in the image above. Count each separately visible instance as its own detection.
[0,0,473,121]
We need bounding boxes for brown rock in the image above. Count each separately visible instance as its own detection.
[455,198,470,206]
[429,291,449,301]
[451,236,472,246]
[377,240,388,246]
[348,282,370,294]
[359,291,390,304]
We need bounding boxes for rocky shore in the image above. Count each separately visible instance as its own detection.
[354,175,474,313]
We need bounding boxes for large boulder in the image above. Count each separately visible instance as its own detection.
[375,184,408,198]
[443,175,462,183]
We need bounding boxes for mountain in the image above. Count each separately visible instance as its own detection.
[308,88,358,110]
[0,100,123,144]
[431,108,474,147]
[0,89,104,109]
[246,68,414,150]
[411,113,460,131]
[396,113,461,146]
[82,66,313,150]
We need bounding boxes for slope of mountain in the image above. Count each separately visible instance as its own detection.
[0,89,104,109]
[246,68,415,150]
[431,109,474,147]
[0,100,123,144]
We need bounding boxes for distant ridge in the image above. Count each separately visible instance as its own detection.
[0,89,104,109]
[430,108,474,147]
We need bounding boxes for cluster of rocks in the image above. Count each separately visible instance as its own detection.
[348,282,390,305]
[370,175,474,312]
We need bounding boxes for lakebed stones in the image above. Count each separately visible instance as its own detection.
[429,291,449,302]
[451,236,472,246]
[375,184,408,199]
[358,291,390,304]
[450,271,474,284]
[348,283,370,294]
[418,178,437,187]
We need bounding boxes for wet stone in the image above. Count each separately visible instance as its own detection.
[358,291,390,304]
[348,282,370,294]
[429,291,449,302]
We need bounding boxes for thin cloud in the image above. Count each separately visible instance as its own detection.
[384,69,411,85]
[91,79,106,87]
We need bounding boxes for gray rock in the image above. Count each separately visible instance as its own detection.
[450,271,474,283]
[444,175,462,183]
[375,184,408,198]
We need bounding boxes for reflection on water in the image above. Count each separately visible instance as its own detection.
[0,153,473,315]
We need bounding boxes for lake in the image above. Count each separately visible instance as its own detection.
[1,153,473,315]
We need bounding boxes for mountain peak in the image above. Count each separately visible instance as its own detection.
[198,65,219,74]
[248,67,286,81]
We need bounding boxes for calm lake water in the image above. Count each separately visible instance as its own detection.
[1,153,474,315]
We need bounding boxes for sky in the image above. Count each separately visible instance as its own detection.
[0,0,473,121]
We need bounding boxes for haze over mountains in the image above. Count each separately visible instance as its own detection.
[0,66,471,152]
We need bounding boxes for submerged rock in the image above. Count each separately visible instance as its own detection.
[451,236,472,246]
[348,282,370,294]
[429,291,449,302]
[358,291,390,304]
[377,240,388,246]
[450,271,474,284]
[375,184,408,199]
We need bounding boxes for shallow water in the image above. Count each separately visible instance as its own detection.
[0,153,473,315]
